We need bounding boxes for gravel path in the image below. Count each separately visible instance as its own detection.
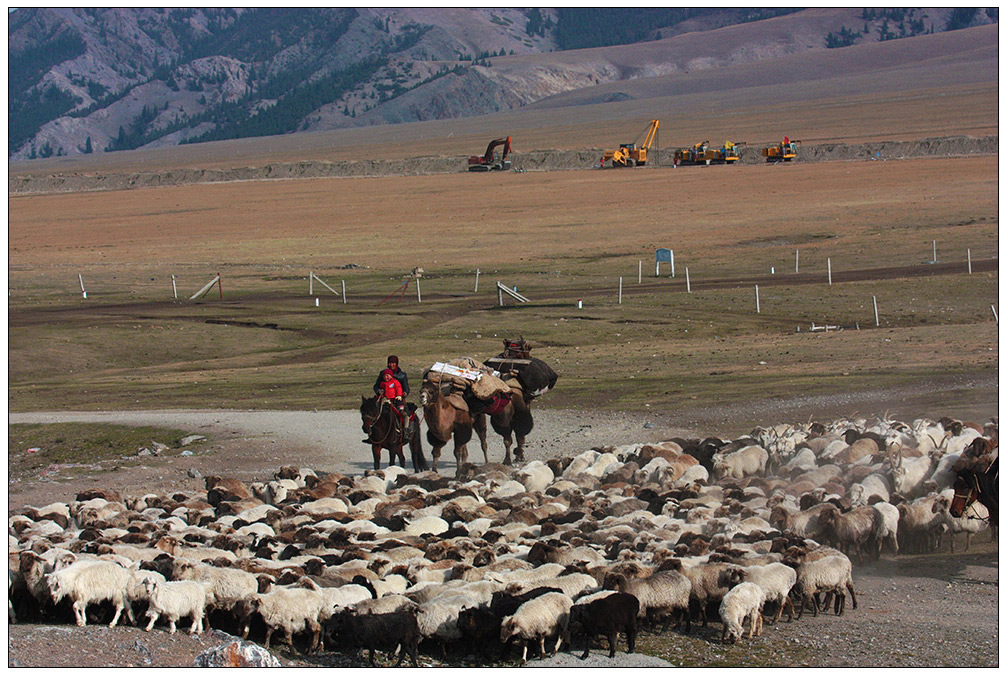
[8,408,681,510]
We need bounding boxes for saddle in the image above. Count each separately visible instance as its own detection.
[380,398,416,437]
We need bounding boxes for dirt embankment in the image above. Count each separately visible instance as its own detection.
[8,135,997,195]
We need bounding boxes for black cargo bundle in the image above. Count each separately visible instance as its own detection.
[514,357,558,398]
[484,355,557,401]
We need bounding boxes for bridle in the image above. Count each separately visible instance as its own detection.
[950,459,998,524]
[362,400,396,446]
[364,398,417,446]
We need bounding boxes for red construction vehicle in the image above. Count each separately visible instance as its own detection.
[468,136,512,172]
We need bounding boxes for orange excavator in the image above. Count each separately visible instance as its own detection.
[468,136,512,171]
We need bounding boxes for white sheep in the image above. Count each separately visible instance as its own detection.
[416,593,482,645]
[298,497,349,518]
[484,562,565,586]
[172,558,256,612]
[404,516,449,537]
[252,581,326,651]
[603,570,692,631]
[500,591,573,664]
[928,451,963,491]
[719,581,766,643]
[849,472,891,506]
[785,447,818,472]
[319,584,373,621]
[873,502,900,554]
[889,451,933,498]
[142,576,209,634]
[46,559,135,627]
[351,594,418,616]
[508,572,598,599]
[790,550,856,617]
[516,461,555,493]
[713,445,769,480]
[730,562,796,624]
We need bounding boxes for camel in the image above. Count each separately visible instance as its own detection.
[419,381,488,476]
[482,387,534,466]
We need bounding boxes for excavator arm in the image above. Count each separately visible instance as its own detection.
[482,136,512,162]
[468,136,513,171]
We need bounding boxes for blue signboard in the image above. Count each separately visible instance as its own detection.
[655,248,674,276]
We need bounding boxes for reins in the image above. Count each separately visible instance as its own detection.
[364,399,415,446]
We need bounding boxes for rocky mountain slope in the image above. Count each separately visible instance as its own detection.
[9,8,996,161]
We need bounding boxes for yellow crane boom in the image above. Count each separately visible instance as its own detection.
[601,119,659,168]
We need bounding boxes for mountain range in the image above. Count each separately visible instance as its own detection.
[8,7,998,161]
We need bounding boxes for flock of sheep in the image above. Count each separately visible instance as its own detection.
[8,414,996,665]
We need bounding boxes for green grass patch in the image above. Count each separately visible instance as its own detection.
[8,422,198,480]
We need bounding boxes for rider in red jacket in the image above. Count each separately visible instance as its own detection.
[378,368,407,423]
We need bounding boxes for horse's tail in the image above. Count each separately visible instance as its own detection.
[409,416,429,473]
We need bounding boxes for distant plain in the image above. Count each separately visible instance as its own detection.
[8,23,999,430]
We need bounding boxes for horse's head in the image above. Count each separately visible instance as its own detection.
[949,474,977,518]
[361,395,380,434]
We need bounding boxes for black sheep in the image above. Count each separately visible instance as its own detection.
[568,592,639,659]
[324,608,421,667]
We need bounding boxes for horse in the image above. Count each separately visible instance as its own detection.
[359,395,428,473]
[419,381,488,476]
[949,436,998,533]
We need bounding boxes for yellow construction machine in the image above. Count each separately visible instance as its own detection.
[674,140,743,166]
[600,119,659,167]
[762,137,798,162]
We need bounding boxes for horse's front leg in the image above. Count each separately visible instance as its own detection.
[502,434,513,466]
[371,444,381,471]
[394,442,406,468]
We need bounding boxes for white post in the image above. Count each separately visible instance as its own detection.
[638,260,642,284]
[315,297,319,307]
[475,268,480,292]
[189,274,220,300]
[873,295,879,326]
[685,267,691,293]
[670,250,675,278]
[78,274,86,299]
[416,278,422,303]
[968,249,972,274]
[655,261,660,277]
[992,305,998,324]
[498,285,503,306]
[342,280,346,303]
[171,274,178,299]
[827,258,832,286]
[795,249,799,274]
[618,277,622,304]
[932,240,937,264]
[309,272,314,295]
[755,285,760,314]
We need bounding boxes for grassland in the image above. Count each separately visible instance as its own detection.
[8,155,998,425]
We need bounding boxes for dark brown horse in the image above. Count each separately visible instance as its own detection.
[360,396,428,472]
[419,382,488,476]
[950,436,998,533]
